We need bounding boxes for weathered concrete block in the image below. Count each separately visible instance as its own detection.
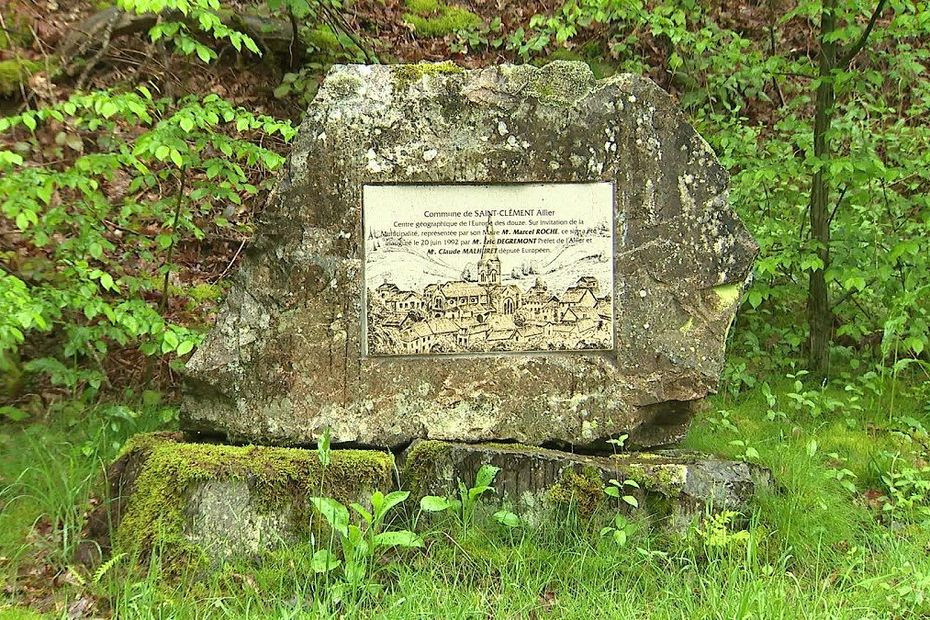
[79,433,395,565]
[78,435,770,566]
[402,440,769,528]
[182,61,757,450]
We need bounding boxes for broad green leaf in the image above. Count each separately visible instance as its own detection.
[474,464,500,489]
[374,490,409,521]
[419,495,453,512]
[350,502,372,524]
[493,510,521,528]
[372,530,423,548]
[310,549,340,573]
[310,497,349,537]
[161,330,179,353]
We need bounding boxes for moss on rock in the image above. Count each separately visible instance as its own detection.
[0,59,42,98]
[402,0,482,38]
[529,61,597,107]
[402,439,454,492]
[614,460,687,497]
[538,49,616,80]
[393,61,464,91]
[111,433,394,566]
[545,466,605,516]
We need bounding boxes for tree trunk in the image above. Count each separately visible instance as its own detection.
[807,0,837,375]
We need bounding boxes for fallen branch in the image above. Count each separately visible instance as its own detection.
[57,7,300,77]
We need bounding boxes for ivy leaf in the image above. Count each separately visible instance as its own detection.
[244,36,260,55]
[195,44,213,63]
[100,273,117,291]
[161,330,180,353]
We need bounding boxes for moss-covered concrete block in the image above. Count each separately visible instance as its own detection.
[79,433,395,566]
[402,440,770,529]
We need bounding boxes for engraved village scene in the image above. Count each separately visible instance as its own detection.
[364,191,614,356]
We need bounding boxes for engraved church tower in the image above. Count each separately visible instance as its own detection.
[478,216,501,286]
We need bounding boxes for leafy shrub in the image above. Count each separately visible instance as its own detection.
[0,90,295,409]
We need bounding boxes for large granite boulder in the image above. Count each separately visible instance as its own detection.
[182,61,756,449]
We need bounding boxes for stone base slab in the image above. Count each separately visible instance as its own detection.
[402,440,770,529]
[78,433,396,566]
[79,434,770,566]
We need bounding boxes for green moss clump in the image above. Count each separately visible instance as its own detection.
[306,24,342,53]
[394,61,464,90]
[403,0,482,38]
[406,0,441,13]
[540,48,616,80]
[0,59,42,98]
[402,439,454,492]
[545,466,605,516]
[528,61,596,107]
[0,15,33,51]
[185,283,225,311]
[610,458,686,497]
[112,434,395,567]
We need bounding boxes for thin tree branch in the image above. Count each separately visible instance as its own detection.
[827,184,848,225]
[212,238,247,283]
[838,0,888,68]
[160,169,187,313]
[831,276,877,311]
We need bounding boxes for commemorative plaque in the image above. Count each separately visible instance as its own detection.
[363,183,614,356]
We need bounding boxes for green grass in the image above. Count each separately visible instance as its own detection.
[1,375,929,617]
